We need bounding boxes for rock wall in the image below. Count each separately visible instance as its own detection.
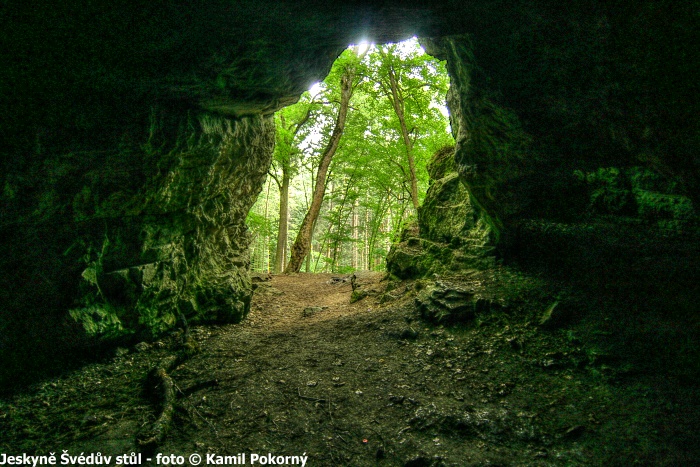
[1,111,274,381]
[424,3,699,245]
[387,146,494,279]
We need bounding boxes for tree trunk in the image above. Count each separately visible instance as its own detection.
[285,63,356,273]
[384,62,420,211]
[263,179,271,272]
[352,199,358,269]
[273,108,312,273]
[274,166,290,273]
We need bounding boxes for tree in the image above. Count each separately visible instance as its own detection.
[363,42,452,213]
[379,48,420,210]
[269,99,316,272]
[255,38,453,274]
[285,48,364,273]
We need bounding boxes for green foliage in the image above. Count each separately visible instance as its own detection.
[248,38,454,272]
[246,208,273,238]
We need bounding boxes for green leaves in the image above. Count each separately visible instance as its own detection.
[250,38,454,272]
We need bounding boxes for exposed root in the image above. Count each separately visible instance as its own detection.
[137,319,202,452]
[137,354,179,450]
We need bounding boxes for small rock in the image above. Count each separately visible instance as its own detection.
[302,306,326,317]
[307,381,318,387]
[329,276,349,284]
[251,272,272,283]
[350,290,369,303]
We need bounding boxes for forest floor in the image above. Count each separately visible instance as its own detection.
[1,271,699,466]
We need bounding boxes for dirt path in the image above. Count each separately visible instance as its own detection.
[153,273,645,465]
[1,273,698,466]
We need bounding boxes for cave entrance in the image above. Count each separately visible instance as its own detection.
[248,37,454,274]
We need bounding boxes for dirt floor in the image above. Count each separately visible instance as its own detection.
[1,271,699,466]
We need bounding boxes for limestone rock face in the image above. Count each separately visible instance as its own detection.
[424,6,700,243]
[422,37,533,245]
[2,111,273,383]
[419,146,475,245]
[387,146,494,279]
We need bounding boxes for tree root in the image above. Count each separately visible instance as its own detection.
[137,354,180,450]
[137,313,199,452]
[297,387,326,403]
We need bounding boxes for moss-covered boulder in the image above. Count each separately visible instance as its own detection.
[387,146,494,279]
[415,279,502,324]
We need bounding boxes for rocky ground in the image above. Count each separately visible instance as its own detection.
[1,271,698,466]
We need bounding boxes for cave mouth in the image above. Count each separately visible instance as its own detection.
[247,37,455,275]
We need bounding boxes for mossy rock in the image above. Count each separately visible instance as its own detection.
[419,172,474,244]
[426,145,457,181]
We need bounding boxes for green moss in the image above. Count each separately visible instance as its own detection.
[68,305,126,338]
[387,145,495,279]
[575,166,697,229]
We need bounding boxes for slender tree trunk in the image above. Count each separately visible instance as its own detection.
[305,232,312,272]
[304,166,315,273]
[328,180,335,271]
[263,179,271,272]
[313,222,328,273]
[351,199,358,269]
[383,61,420,211]
[274,167,290,273]
[285,63,356,273]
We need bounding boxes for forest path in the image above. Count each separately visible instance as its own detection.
[245,273,372,332]
[156,273,576,465]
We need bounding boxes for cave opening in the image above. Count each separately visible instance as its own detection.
[247,37,455,275]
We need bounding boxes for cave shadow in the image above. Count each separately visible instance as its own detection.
[504,217,700,384]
